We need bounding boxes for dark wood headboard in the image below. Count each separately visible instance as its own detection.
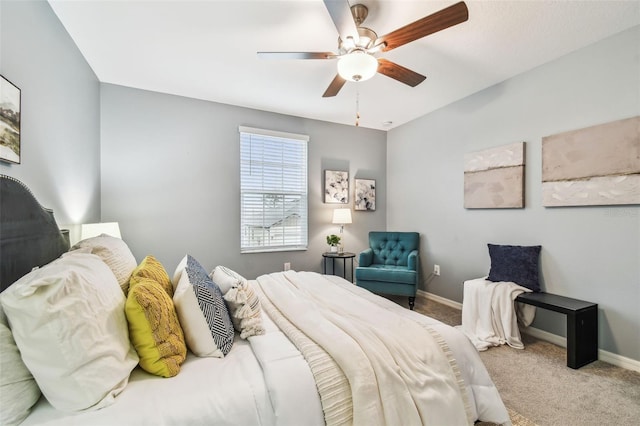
[0,175,70,291]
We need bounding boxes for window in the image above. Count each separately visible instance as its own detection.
[239,126,308,253]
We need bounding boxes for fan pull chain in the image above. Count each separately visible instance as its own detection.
[355,89,360,127]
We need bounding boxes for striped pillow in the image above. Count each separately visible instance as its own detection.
[173,256,234,357]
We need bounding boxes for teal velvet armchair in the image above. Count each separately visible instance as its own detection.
[355,232,420,310]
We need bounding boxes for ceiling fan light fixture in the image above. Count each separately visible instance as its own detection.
[341,36,356,51]
[337,51,377,82]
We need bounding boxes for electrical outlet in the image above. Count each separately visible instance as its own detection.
[433,264,440,276]
[284,262,291,271]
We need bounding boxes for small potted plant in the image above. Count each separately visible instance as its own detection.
[326,234,341,253]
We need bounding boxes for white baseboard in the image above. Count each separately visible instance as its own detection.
[419,289,462,310]
[420,290,640,373]
[520,325,566,347]
[597,349,640,372]
[520,326,640,373]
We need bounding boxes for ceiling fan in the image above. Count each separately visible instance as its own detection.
[258,1,469,97]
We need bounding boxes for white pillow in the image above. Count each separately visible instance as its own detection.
[171,254,189,292]
[210,265,246,294]
[72,234,137,294]
[173,256,235,357]
[0,307,40,426]
[0,252,139,412]
[210,266,264,339]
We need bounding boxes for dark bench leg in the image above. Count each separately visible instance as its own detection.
[408,297,415,311]
[567,306,598,369]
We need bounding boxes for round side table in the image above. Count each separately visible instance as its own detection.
[322,252,355,282]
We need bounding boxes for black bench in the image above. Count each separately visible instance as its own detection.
[515,292,598,369]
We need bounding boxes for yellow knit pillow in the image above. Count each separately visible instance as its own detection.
[129,255,173,296]
[125,278,186,377]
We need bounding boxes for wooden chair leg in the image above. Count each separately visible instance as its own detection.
[409,296,415,310]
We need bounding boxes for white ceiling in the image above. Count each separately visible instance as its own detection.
[48,0,640,131]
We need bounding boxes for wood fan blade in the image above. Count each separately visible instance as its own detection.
[377,1,469,52]
[377,58,426,87]
[322,74,347,97]
[323,0,359,41]
[258,52,336,60]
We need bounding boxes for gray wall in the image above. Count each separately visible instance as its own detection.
[387,26,640,360]
[0,0,100,225]
[100,84,386,278]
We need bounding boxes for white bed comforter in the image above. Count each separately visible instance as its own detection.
[20,272,509,426]
[21,312,324,426]
[254,271,510,426]
[458,277,536,351]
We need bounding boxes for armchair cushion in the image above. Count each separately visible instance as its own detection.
[356,265,417,285]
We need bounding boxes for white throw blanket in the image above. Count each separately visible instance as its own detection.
[254,271,472,426]
[459,277,536,351]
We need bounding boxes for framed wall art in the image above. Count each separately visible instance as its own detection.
[324,170,349,204]
[464,142,525,209]
[542,116,639,206]
[0,75,21,164]
[355,178,376,211]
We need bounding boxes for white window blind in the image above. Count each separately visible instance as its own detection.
[239,126,308,253]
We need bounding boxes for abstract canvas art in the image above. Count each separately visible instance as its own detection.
[324,170,349,204]
[464,142,525,209]
[542,116,639,207]
[0,75,21,164]
[355,179,376,211]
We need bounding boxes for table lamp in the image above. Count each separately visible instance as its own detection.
[80,222,121,240]
[332,208,352,252]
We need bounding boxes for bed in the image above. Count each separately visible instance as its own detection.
[0,174,510,426]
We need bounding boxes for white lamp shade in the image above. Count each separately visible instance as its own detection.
[337,52,378,82]
[332,208,352,225]
[81,222,121,240]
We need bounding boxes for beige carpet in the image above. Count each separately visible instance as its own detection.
[392,294,640,426]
